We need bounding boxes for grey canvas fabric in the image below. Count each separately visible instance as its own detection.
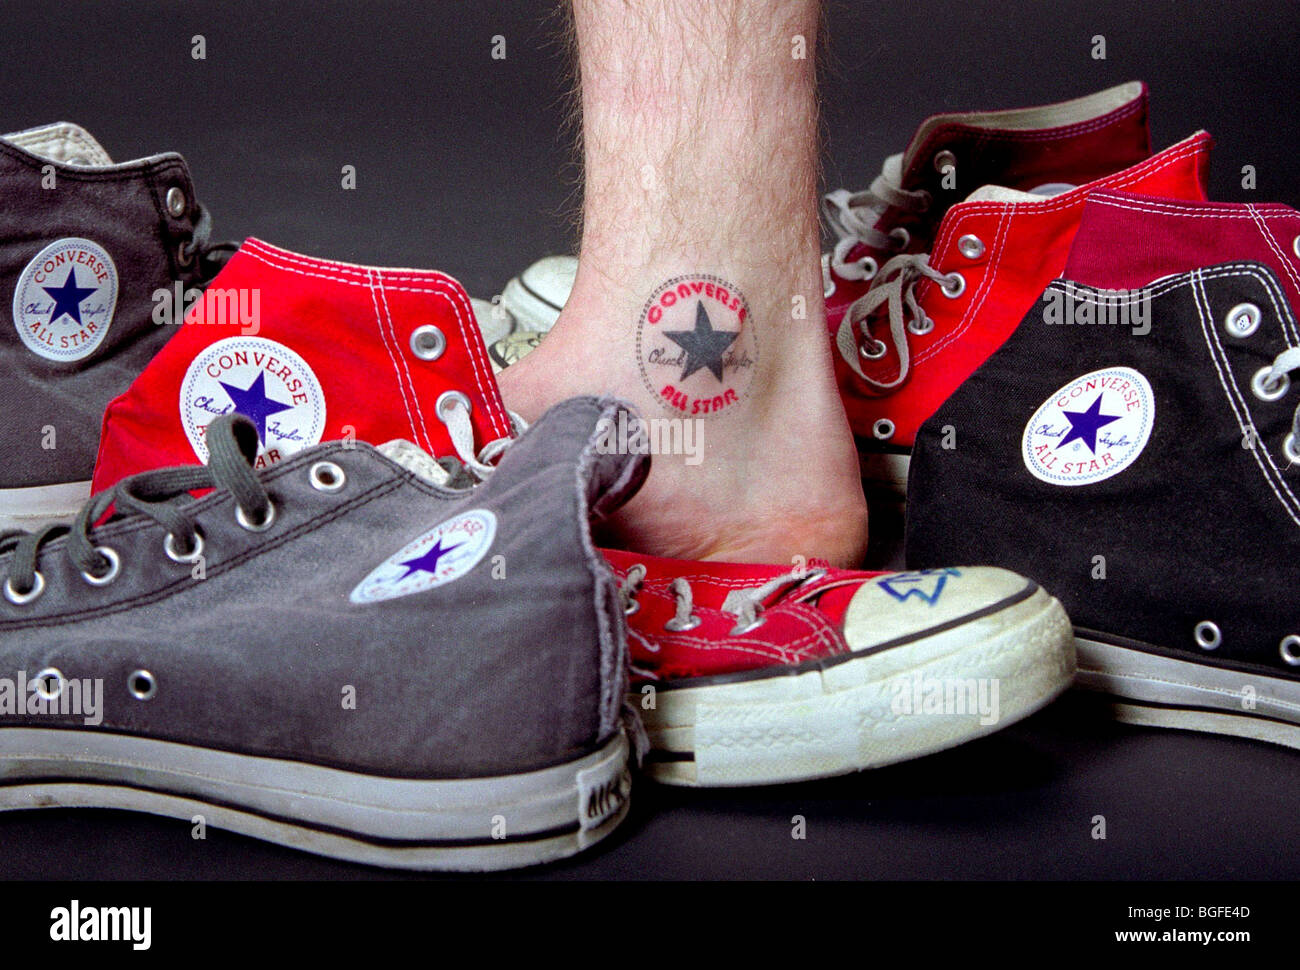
[0,395,646,777]
[0,126,230,487]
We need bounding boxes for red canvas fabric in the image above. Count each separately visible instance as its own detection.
[93,237,511,489]
[1064,189,1300,304]
[837,133,1213,445]
[825,83,1152,334]
[603,547,883,682]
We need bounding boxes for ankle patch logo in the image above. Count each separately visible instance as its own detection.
[350,509,497,604]
[636,274,757,416]
[11,238,118,362]
[1022,366,1155,486]
[179,336,326,468]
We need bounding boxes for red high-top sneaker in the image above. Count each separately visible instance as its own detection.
[836,132,1212,495]
[93,238,515,488]
[605,548,1074,787]
[822,82,1150,333]
[1063,189,1300,307]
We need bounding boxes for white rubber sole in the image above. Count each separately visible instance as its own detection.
[0,727,631,871]
[0,480,91,532]
[1076,635,1300,750]
[636,585,1074,786]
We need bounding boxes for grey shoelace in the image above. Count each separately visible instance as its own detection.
[181,203,239,282]
[1,414,268,603]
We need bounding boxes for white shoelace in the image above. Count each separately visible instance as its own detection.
[1255,346,1300,456]
[619,566,827,637]
[438,397,527,481]
[821,152,932,290]
[834,252,963,391]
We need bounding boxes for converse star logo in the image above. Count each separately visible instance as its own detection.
[350,510,497,604]
[11,238,118,362]
[179,336,326,468]
[636,274,757,416]
[1023,366,1155,486]
[878,568,961,606]
[664,302,738,382]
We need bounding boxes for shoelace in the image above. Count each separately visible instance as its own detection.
[1254,346,1300,460]
[0,414,272,603]
[618,565,828,637]
[437,395,528,479]
[179,203,239,283]
[834,252,964,391]
[821,152,932,288]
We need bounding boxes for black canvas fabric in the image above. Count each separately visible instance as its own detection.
[906,262,1300,679]
[0,136,217,487]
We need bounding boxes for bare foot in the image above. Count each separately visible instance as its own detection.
[498,0,867,568]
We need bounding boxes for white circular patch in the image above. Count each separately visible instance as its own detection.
[179,336,326,468]
[11,237,118,362]
[1022,366,1154,486]
[350,510,498,604]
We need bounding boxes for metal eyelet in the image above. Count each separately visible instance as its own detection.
[1194,621,1222,651]
[175,243,194,268]
[872,418,895,441]
[1293,235,1300,260]
[409,325,446,362]
[1225,303,1261,339]
[3,571,45,606]
[32,667,65,701]
[128,669,158,700]
[623,597,640,616]
[1252,366,1289,402]
[80,546,121,587]
[166,186,187,217]
[164,528,205,564]
[957,234,985,260]
[907,313,935,335]
[664,615,702,632]
[856,256,879,280]
[859,338,888,360]
[309,461,346,493]
[236,500,277,533]
[941,272,967,299]
[889,227,911,250]
[1285,433,1300,464]
[730,615,767,636]
[436,390,472,421]
[1281,636,1300,666]
[932,150,957,173]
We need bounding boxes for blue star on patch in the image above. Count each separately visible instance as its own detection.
[218,372,294,445]
[41,267,98,326]
[397,538,464,580]
[1057,394,1121,453]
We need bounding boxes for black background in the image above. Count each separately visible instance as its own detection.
[2,0,1299,881]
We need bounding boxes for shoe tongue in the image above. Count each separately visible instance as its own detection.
[961,182,1074,204]
[2,122,113,166]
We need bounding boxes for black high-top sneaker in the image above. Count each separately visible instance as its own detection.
[0,122,234,530]
[906,262,1300,749]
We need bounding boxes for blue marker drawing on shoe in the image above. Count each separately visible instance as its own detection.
[878,569,961,606]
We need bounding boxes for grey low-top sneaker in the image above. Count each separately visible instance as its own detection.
[0,396,645,871]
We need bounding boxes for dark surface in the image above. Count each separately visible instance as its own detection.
[2,0,1299,880]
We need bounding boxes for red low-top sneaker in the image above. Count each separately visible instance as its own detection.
[604,549,1074,787]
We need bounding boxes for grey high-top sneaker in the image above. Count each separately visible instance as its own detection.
[0,396,644,871]
[0,122,234,531]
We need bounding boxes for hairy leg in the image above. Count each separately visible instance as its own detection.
[499,0,867,567]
